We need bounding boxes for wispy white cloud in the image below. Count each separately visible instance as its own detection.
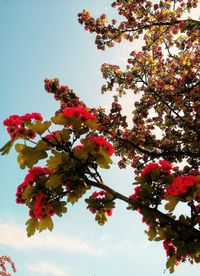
[0,223,102,256]
[113,239,151,257]
[27,261,70,276]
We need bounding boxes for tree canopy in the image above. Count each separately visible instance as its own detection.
[1,0,200,273]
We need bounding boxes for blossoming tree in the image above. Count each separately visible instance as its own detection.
[0,256,16,276]
[1,0,200,273]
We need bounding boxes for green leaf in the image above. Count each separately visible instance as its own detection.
[95,149,112,169]
[53,201,67,217]
[176,241,188,257]
[145,228,157,241]
[162,174,175,184]
[165,196,178,212]
[104,201,115,209]
[38,216,54,232]
[73,148,89,161]
[70,118,82,130]
[26,120,51,135]
[75,126,89,137]
[47,152,69,169]
[96,155,110,168]
[142,209,156,225]
[26,218,39,237]
[67,183,88,204]
[81,139,96,152]
[95,210,108,225]
[166,255,176,273]
[134,176,148,184]
[154,228,166,241]
[187,242,200,255]
[15,143,48,169]
[85,119,99,130]
[37,140,49,150]
[59,128,71,142]
[0,140,15,155]
[21,186,36,200]
[194,255,200,263]
[51,113,68,125]
[151,168,160,181]
[46,173,63,189]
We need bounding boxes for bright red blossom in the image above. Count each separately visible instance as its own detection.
[16,167,54,219]
[92,190,106,198]
[141,162,159,176]
[141,160,172,176]
[16,166,52,205]
[89,136,114,156]
[63,105,96,121]
[163,238,177,257]
[89,190,113,217]
[165,175,199,197]
[129,186,141,200]
[159,160,172,174]
[3,112,43,140]
[31,192,54,219]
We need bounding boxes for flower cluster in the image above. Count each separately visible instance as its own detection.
[88,191,113,216]
[165,175,199,197]
[163,238,177,257]
[3,113,43,140]
[29,192,54,219]
[141,162,159,176]
[44,78,80,108]
[75,136,114,159]
[129,186,141,201]
[16,166,52,204]
[63,105,96,121]
[78,10,113,50]
[0,255,16,275]
[163,238,190,266]
[89,136,114,156]
[16,166,54,219]
[141,160,172,176]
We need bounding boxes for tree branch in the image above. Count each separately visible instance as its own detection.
[87,179,200,241]
[113,134,200,159]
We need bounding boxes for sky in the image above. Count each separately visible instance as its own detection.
[0,1,200,276]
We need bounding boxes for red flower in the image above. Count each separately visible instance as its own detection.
[159,160,172,174]
[63,105,96,121]
[165,175,199,197]
[21,112,43,121]
[16,166,52,204]
[16,167,54,219]
[89,190,113,217]
[32,192,54,219]
[163,238,176,257]
[92,190,106,198]
[3,112,43,140]
[141,162,159,176]
[141,160,172,177]
[129,186,141,200]
[106,209,113,216]
[89,136,114,156]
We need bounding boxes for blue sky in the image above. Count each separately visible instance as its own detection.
[0,1,200,275]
